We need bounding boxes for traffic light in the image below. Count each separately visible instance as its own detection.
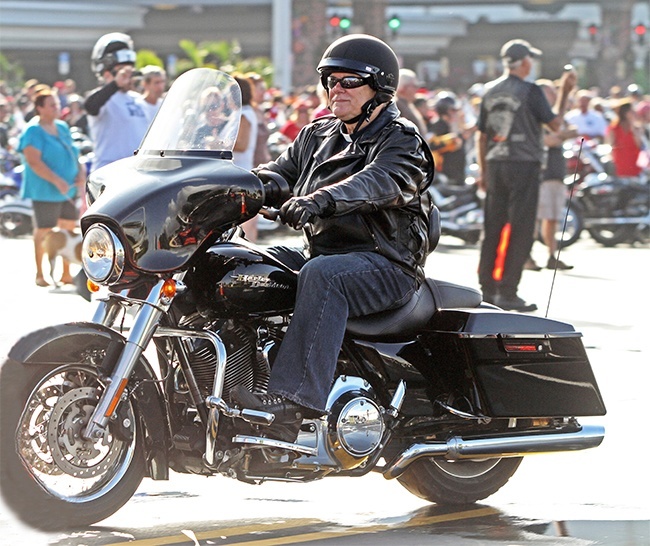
[587,23,598,43]
[388,14,401,37]
[634,23,646,45]
[329,14,351,32]
[388,15,401,32]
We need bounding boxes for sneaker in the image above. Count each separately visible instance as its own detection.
[547,256,574,270]
[230,385,304,443]
[524,257,542,271]
[495,294,538,312]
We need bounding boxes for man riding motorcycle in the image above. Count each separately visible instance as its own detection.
[232,34,435,441]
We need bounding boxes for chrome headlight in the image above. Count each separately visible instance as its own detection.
[82,224,125,284]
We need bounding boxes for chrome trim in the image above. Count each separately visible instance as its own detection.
[154,326,228,468]
[84,280,170,440]
[233,434,318,457]
[387,380,406,418]
[455,331,583,339]
[583,214,649,227]
[82,224,125,285]
[436,399,492,424]
[383,424,605,480]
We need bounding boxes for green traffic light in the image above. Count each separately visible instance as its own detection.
[340,17,352,30]
[388,15,401,30]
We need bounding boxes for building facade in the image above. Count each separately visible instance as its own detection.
[0,0,647,94]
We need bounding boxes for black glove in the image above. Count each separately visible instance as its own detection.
[279,193,333,230]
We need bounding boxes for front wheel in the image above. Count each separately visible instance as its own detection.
[537,205,583,248]
[0,359,146,531]
[0,210,32,237]
[397,456,523,505]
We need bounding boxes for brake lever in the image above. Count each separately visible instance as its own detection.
[259,207,279,221]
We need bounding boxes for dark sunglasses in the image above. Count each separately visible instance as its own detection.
[326,75,369,90]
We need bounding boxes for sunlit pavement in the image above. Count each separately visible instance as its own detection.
[0,231,648,545]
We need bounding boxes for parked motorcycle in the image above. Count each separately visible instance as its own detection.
[575,171,649,246]
[0,69,606,531]
[560,138,649,247]
[427,171,483,245]
[0,161,32,237]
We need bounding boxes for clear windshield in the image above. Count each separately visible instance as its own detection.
[139,68,242,153]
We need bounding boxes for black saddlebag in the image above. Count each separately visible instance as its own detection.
[426,308,606,418]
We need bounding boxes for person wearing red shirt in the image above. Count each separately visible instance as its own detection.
[606,100,644,177]
[280,100,312,141]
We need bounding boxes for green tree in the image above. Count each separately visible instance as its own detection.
[176,39,273,86]
[136,49,164,70]
[0,53,25,92]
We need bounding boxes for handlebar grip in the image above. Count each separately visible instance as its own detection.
[257,169,291,208]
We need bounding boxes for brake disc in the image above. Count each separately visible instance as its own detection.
[46,386,125,477]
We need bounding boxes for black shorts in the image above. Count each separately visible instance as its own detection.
[32,200,78,229]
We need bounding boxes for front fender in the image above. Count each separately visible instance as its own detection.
[8,322,170,479]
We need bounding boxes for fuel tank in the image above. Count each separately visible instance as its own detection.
[185,242,298,317]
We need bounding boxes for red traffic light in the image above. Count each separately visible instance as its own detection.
[588,23,598,36]
[634,23,646,36]
[329,15,341,27]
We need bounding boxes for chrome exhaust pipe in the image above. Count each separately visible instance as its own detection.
[383,425,605,480]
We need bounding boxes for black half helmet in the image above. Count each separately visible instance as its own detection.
[317,34,399,103]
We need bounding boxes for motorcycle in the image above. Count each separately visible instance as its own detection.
[0,161,32,238]
[575,171,649,246]
[427,171,483,245]
[0,69,606,531]
[561,138,649,247]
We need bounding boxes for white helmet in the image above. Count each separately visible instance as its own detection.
[91,32,136,76]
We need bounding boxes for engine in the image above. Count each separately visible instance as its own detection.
[175,317,271,401]
[295,376,386,471]
[328,390,385,467]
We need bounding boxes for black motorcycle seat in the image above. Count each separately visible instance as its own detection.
[346,278,482,339]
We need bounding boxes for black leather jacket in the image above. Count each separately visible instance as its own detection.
[262,102,434,277]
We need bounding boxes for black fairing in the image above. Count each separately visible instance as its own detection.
[81,152,264,273]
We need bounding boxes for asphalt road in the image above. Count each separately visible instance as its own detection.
[0,230,648,545]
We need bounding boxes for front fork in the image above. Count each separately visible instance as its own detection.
[84,278,276,468]
[83,279,174,440]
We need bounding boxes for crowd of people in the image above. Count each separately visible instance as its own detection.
[0,33,649,305]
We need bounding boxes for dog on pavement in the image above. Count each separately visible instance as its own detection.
[42,228,83,286]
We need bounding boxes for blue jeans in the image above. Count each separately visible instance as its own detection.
[266,249,417,414]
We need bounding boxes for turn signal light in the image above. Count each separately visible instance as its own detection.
[162,279,177,299]
[87,279,101,293]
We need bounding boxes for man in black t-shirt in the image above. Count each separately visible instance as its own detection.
[475,39,575,311]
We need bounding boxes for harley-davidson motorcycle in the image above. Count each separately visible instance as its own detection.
[0,69,607,531]
[562,139,649,246]
[427,171,483,245]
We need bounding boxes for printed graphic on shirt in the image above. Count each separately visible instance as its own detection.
[484,93,522,159]
[125,96,146,118]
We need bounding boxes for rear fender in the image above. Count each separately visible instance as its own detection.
[7,322,170,479]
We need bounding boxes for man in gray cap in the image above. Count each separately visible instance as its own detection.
[475,38,575,311]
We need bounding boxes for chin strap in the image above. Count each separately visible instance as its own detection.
[344,97,380,134]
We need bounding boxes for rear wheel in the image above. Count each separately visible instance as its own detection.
[0,358,145,531]
[397,456,523,505]
[588,225,636,247]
